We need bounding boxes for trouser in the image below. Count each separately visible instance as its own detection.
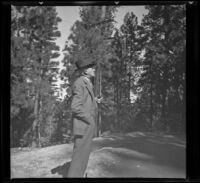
[67,122,95,177]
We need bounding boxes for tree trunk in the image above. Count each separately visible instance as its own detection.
[150,63,153,131]
[150,81,153,131]
[161,91,167,131]
[37,100,42,147]
[98,66,102,136]
[98,103,102,136]
[182,82,186,133]
[116,74,119,130]
[119,76,122,132]
[31,91,40,147]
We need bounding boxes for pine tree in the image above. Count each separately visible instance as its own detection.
[110,12,145,132]
[138,5,186,132]
[11,6,61,147]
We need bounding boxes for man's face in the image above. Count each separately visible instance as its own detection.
[85,66,96,77]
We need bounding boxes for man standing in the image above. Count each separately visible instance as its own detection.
[67,59,101,177]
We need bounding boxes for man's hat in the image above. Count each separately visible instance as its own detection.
[75,59,96,70]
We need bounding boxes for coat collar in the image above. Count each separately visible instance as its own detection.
[81,76,95,100]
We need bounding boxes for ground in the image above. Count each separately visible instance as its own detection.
[11,131,186,178]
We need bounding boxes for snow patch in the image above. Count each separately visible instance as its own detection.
[126,131,146,137]
[93,136,115,141]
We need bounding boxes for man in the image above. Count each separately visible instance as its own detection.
[67,59,102,177]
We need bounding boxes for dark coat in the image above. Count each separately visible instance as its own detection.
[71,75,97,136]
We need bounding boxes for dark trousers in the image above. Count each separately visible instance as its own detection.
[67,122,95,177]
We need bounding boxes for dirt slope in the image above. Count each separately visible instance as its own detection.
[11,132,186,178]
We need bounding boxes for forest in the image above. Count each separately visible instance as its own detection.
[11,5,186,148]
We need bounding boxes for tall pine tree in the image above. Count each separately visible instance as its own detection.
[11,6,61,147]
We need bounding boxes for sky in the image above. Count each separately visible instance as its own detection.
[54,6,148,99]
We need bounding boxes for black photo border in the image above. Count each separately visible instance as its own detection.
[1,1,199,183]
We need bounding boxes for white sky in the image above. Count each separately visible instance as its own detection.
[53,6,148,99]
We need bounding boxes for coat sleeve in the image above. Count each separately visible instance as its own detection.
[71,81,92,124]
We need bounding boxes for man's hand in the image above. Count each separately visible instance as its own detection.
[95,96,103,104]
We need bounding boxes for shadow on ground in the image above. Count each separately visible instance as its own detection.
[92,132,186,172]
[51,161,71,178]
